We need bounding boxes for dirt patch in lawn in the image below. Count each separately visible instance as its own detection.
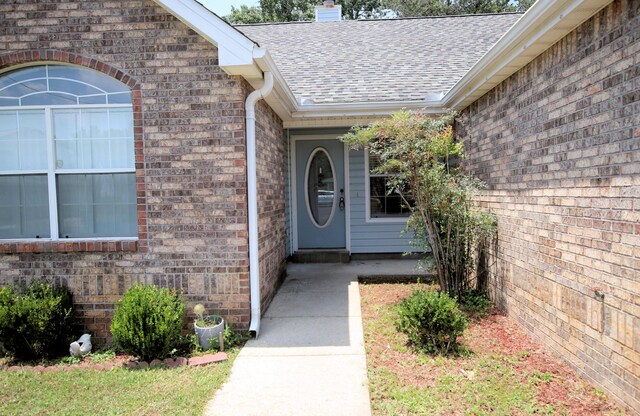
[360,283,628,416]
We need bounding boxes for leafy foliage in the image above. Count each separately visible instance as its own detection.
[87,349,117,363]
[0,279,75,360]
[225,0,532,23]
[395,288,468,354]
[383,0,532,17]
[259,0,314,21]
[341,0,385,19]
[111,285,185,361]
[341,111,497,298]
[227,5,266,24]
[222,324,251,349]
[226,0,384,24]
[458,289,492,318]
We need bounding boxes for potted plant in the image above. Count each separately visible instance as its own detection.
[193,304,224,350]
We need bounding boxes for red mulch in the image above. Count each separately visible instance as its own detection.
[1,354,136,372]
[360,283,628,415]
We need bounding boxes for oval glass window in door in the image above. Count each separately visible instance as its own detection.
[305,147,336,228]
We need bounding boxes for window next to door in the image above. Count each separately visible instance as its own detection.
[364,152,413,222]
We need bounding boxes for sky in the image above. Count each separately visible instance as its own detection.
[199,0,257,17]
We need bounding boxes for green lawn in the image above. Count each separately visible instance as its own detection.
[0,351,237,416]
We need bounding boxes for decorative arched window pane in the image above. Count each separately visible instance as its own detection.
[0,65,136,240]
[0,65,131,106]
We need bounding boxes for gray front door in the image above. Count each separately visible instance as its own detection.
[296,139,346,249]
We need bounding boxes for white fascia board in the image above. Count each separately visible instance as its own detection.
[443,0,612,110]
[291,100,445,119]
[152,0,256,68]
[284,117,395,129]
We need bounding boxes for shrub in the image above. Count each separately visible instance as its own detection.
[459,289,492,317]
[111,284,185,361]
[0,279,74,360]
[222,324,251,349]
[395,288,468,354]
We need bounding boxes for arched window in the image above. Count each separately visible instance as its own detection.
[0,65,137,240]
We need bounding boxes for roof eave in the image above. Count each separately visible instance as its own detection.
[152,0,262,78]
[443,0,612,110]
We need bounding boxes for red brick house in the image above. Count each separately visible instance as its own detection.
[0,0,638,411]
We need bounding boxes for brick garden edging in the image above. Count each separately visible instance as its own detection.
[2,353,228,373]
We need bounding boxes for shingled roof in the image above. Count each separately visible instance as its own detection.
[236,13,522,104]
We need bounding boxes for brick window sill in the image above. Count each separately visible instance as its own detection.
[0,240,138,254]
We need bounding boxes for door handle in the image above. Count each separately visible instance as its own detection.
[339,188,345,211]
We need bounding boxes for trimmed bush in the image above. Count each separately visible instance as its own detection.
[0,279,75,360]
[395,288,468,354]
[111,284,185,361]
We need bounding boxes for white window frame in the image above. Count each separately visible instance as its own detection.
[0,103,137,242]
[364,150,411,224]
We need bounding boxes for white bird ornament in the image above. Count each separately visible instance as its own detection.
[69,334,92,357]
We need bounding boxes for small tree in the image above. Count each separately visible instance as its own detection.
[340,111,496,297]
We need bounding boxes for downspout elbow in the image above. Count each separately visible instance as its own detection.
[245,72,274,117]
[246,72,274,336]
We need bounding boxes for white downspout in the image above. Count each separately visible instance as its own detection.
[246,71,274,336]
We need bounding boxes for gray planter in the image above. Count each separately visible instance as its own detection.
[194,315,224,350]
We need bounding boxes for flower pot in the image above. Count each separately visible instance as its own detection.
[194,315,224,350]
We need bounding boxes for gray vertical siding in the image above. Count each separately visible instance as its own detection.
[348,150,414,253]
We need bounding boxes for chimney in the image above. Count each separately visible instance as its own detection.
[315,0,342,22]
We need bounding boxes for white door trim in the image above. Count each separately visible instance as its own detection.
[343,142,351,253]
[290,134,350,253]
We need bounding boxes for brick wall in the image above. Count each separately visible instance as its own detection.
[253,89,287,311]
[0,0,256,342]
[459,0,639,411]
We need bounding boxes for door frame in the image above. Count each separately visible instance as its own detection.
[290,134,351,253]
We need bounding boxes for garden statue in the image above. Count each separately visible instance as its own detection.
[69,334,92,357]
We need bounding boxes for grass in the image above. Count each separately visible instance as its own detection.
[0,349,238,416]
[360,283,627,416]
[368,354,549,416]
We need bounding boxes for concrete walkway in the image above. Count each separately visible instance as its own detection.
[204,260,420,416]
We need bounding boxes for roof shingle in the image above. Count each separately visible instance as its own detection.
[236,14,522,104]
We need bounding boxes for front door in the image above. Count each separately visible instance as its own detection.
[295,139,346,249]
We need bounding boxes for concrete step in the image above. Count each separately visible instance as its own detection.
[291,249,350,263]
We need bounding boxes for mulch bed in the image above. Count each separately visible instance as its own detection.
[1,354,134,373]
[360,282,628,415]
[1,352,228,372]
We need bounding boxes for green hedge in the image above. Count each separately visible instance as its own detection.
[0,279,75,360]
[111,284,185,361]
